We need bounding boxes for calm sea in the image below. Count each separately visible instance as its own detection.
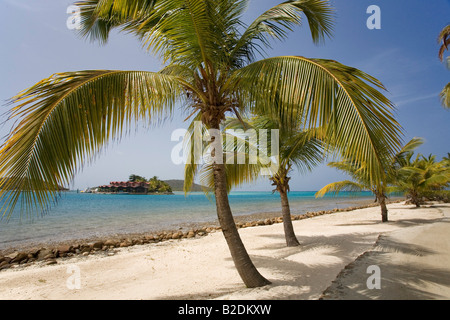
[0,191,380,251]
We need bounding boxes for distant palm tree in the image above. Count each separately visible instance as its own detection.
[220,116,323,247]
[129,174,146,182]
[438,25,450,108]
[391,153,450,207]
[316,138,424,222]
[0,0,402,288]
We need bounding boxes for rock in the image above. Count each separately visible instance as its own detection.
[0,256,6,264]
[172,233,181,240]
[119,242,130,248]
[37,248,53,261]
[43,254,56,260]
[187,231,195,238]
[46,259,57,265]
[104,239,117,247]
[57,245,72,255]
[164,233,173,240]
[11,252,29,264]
[93,242,104,250]
[80,246,91,253]
[0,261,11,270]
[264,219,272,225]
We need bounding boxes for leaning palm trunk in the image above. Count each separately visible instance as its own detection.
[279,188,301,247]
[213,161,271,287]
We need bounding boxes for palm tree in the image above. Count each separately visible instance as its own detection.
[391,153,450,207]
[220,116,323,247]
[0,0,402,288]
[438,25,450,108]
[129,174,147,182]
[316,138,424,222]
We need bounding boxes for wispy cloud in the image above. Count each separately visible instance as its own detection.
[394,92,441,107]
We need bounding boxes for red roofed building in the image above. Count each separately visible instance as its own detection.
[98,181,150,194]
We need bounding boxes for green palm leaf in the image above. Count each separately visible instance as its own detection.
[315,180,367,198]
[440,82,450,108]
[229,56,402,185]
[0,70,185,218]
[233,0,334,64]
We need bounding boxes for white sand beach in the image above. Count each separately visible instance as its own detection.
[0,202,449,300]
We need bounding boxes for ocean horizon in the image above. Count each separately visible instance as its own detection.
[0,190,389,251]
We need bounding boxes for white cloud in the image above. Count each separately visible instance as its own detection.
[394,92,441,107]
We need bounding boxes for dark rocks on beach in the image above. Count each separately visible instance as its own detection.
[93,242,104,250]
[187,231,195,238]
[9,252,28,264]
[56,246,72,257]
[0,261,11,270]
[37,248,54,261]
[104,239,117,247]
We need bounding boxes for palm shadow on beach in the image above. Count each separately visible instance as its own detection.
[153,214,449,300]
[320,250,450,300]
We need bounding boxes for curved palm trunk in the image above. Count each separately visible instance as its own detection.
[279,188,301,247]
[213,163,271,288]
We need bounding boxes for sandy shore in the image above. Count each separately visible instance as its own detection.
[0,202,448,300]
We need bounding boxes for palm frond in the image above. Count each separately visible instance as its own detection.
[440,82,450,109]
[74,0,159,43]
[0,70,186,218]
[438,24,450,62]
[232,0,334,64]
[315,180,367,198]
[230,56,403,185]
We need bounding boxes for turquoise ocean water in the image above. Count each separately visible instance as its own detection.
[0,191,380,251]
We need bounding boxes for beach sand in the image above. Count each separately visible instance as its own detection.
[0,202,449,300]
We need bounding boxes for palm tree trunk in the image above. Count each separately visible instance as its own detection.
[279,188,301,247]
[213,162,271,288]
[378,194,388,222]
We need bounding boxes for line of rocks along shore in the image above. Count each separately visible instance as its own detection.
[0,200,403,272]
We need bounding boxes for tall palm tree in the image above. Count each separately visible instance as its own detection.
[0,0,402,288]
[438,25,450,108]
[316,138,424,222]
[219,116,323,247]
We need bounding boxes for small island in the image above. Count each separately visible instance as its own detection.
[92,175,174,195]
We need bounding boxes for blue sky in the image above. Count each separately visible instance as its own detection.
[0,0,449,191]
